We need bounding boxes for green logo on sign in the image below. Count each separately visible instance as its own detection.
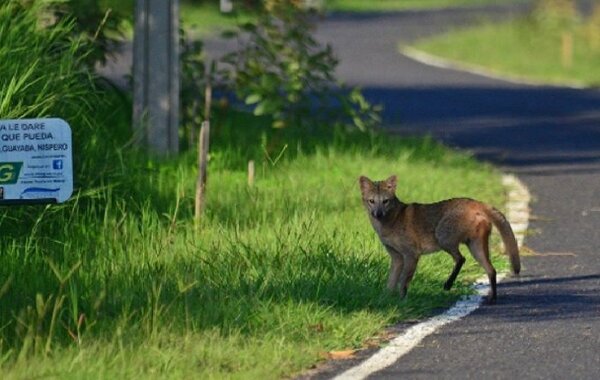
[0,162,23,184]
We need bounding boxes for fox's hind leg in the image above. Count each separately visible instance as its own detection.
[468,224,497,304]
[442,247,466,291]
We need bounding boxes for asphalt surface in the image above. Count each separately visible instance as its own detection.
[305,3,600,380]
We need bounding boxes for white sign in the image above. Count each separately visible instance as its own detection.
[0,118,73,204]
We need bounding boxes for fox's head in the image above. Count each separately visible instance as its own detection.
[359,175,397,219]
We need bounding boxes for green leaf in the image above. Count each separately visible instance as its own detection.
[245,94,262,105]
[254,99,281,116]
[253,101,267,116]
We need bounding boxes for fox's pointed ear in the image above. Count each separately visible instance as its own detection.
[359,176,373,194]
[385,175,397,192]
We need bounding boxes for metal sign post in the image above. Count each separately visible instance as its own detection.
[0,118,73,204]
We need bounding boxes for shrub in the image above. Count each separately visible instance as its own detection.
[218,0,381,131]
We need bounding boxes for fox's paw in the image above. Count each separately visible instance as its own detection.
[485,296,497,305]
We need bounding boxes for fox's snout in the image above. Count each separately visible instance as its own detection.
[371,208,385,219]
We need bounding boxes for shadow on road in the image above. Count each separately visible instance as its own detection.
[501,273,600,288]
[469,273,600,323]
[361,86,600,174]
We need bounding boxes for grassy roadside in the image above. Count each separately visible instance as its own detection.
[326,0,525,12]
[1,2,510,378]
[0,108,508,378]
[411,11,600,87]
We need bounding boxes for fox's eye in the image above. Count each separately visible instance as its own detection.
[368,199,375,204]
[382,199,389,204]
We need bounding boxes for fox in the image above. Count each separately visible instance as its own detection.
[359,175,520,304]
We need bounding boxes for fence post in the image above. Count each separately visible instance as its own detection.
[561,32,573,68]
[194,121,210,225]
[248,160,255,187]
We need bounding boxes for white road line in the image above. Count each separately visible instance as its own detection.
[332,174,530,380]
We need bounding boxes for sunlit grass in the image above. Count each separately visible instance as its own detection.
[0,1,509,378]
[0,111,507,377]
[327,0,525,12]
[412,18,600,87]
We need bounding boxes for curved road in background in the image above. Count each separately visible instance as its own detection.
[309,3,600,379]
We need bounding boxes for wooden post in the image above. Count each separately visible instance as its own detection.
[561,32,573,68]
[194,121,210,224]
[133,0,180,155]
[248,160,255,187]
[194,77,213,226]
[204,79,212,121]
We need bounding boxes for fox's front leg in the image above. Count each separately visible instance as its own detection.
[397,255,418,299]
[384,247,404,291]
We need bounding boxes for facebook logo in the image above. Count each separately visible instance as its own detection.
[52,159,63,170]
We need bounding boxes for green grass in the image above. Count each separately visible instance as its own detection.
[412,17,600,87]
[326,0,525,12]
[181,2,256,37]
[0,109,508,378]
[1,1,509,378]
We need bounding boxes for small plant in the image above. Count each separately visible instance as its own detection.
[219,0,380,131]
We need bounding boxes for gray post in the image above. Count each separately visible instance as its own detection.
[133,0,179,155]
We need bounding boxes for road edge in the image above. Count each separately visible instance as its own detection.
[400,46,586,89]
[331,174,530,380]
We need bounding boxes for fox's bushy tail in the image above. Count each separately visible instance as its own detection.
[486,207,520,274]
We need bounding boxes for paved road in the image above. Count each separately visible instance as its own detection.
[308,3,600,380]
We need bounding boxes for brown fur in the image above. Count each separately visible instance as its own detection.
[359,175,520,303]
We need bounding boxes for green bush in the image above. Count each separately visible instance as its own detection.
[219,1,381,131]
